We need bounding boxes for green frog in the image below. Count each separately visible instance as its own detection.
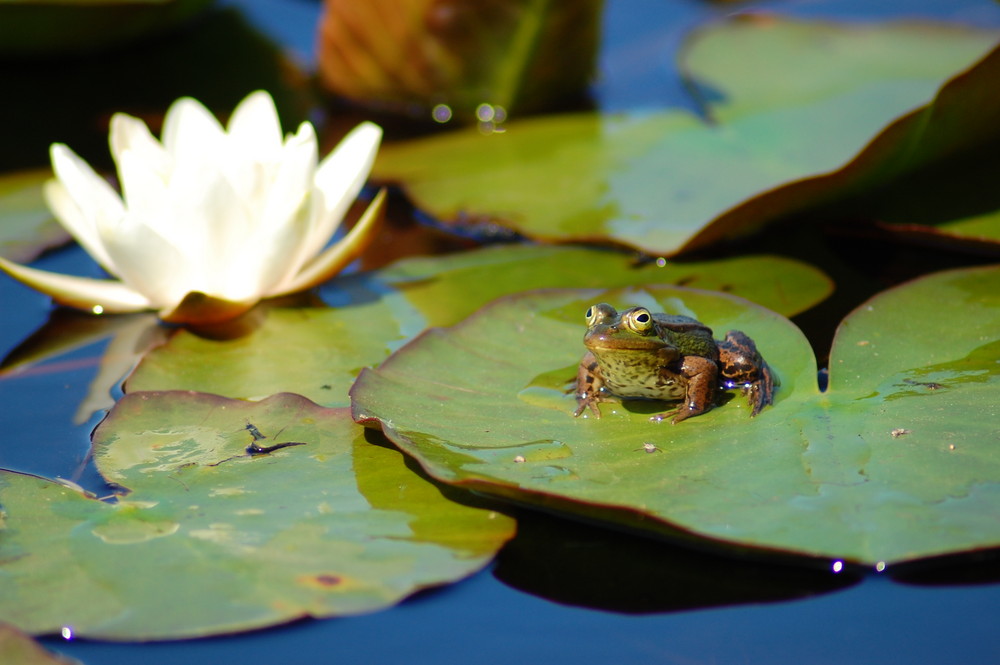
[573,303,775,423]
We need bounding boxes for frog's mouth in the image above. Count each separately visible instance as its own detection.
[584,331,667,352]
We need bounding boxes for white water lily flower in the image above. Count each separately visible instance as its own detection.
[0,90,385,324]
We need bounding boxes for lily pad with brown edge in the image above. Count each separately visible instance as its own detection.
[125,245,831,404]
[0,169,70,264]
[350,265,1000,567]
[372,18,1000,256]
[0,392,514,640]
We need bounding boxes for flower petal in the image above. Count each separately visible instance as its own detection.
[269,188,386,297]
[0,256,151,312]
[161,97,225,163]
[304,121,382,259]
[47,144,124,272]
[109,113,171,183]
[226,90,284,163]
[242,123,321,294]
[95,210,194,309]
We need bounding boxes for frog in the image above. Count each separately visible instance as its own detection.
[573,303,775,423]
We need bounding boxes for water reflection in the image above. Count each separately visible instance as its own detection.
[494,510,860,615]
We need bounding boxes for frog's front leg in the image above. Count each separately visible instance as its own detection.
[719,330,776,416]
[652,355,718,424]
[573,351,612,417]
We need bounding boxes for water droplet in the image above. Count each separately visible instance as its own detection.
[431,104,452,123]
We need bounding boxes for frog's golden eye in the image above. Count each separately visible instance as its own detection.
[586,303,617,326]
[624,308,654,334]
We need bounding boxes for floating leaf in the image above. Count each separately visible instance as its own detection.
[351,266,1000,566]
[373,18,1000,255]
[0,169,69,264]
[126,246,830,402]
[0,392,514,640]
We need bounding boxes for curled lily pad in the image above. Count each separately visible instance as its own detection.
[0,392,513,640]
[351,266,1000,567]
[126,246,830,403]
[372,18,1000,255]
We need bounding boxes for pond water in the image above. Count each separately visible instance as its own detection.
[2,0,999,662]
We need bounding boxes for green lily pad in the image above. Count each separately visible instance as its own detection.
[350,265,1000,566]
[372,19,1000,256]
[0,625,79,665]
[125,246,830,403]
[0,392,514,640]
[0,169,69,264]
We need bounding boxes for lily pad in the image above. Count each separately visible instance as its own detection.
[125,246,830,403]
[351,265,1000,566]
[0,170,69,264]
[0,392,514,640]
[372,18,1000,255]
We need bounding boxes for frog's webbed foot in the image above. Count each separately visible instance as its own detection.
[719,330,776,417]
[573,393,611,418]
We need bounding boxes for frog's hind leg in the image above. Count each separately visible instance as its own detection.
[719,330,776,416]
[664,355,718,424]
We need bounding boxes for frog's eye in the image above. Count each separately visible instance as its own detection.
[625,308,654,334]
[586,303,617,326]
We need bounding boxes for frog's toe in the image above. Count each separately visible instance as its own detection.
[573,397,603,418]
[746,363,776,417]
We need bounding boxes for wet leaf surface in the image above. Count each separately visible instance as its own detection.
[126,246,830,404]
[373,19,1000,255]
[351,266,1000,566]
[0,392,514,640]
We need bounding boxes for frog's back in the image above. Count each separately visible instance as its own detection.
[651,313,717,358]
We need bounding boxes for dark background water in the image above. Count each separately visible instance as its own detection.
[2,0,999,662]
